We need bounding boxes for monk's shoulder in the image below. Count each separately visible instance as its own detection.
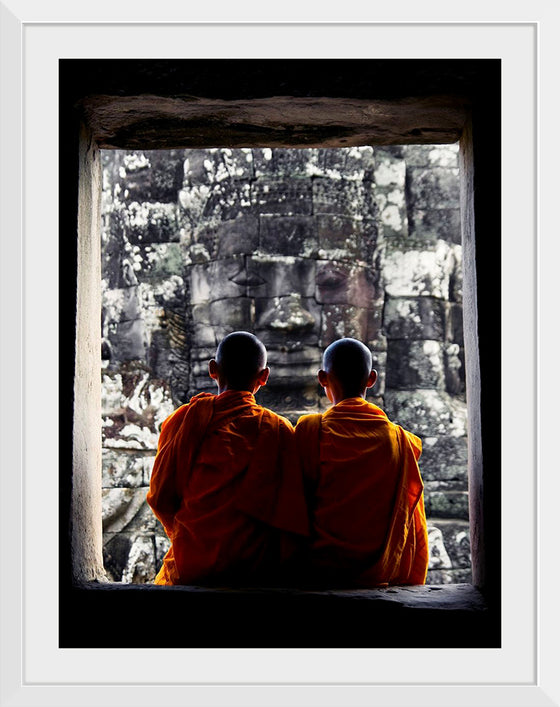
[294,412,323,438]
[259,406,295,433]
[159,391,213,430]
[399,426,422,457]
[164,402,190,423]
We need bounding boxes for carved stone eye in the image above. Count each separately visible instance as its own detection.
[316,267,347,288]
[229,268,266,287]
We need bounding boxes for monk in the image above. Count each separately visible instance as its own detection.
[147,331,309,586]
[295,337,429,587]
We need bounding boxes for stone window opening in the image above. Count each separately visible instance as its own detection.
[100,145,471,587]
[60,58,500,648]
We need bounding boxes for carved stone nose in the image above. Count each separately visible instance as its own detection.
[258,294,316,332]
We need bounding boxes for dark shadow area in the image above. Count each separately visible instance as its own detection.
[62,583,497,649]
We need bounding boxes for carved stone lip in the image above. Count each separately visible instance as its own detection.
[229,269,266,287]
[265,345,322,363]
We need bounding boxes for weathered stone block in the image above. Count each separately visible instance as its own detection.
[103,532,158,583]
[444,343,465,395]
[121,535,158,584]
[178,183,213,229]
[191,318,219,348]
[448,245,463,302]
[407,166,460,210]
[404,144,459,168]
[102,286,143,325]
[383,389,468,438]
[386,339,445,389]
[377,204,408,240]
[255,295,321,346]
[373,147,406,186]
[425,489,469,520]
[316,214,377,264]
[207,297,254,330]
[367,303,385,347]
[111,319,148,361]
[320,304,370,346]
[409,208,461,245]
[102,488,149,534]
[101,217,127,288]
[259,215,315,256]
[212,216,259,257]
[252,179,313,216]
[128,243,184,285]
[261,344,323,384]
[184,149,254,186]
[312,178,375,219]
[155,534,171,567]
[321,146,375,181]
[253,148,321,178]
[370,349,387,397]
[431,520,471,568]
[188,257,246,304]
[145,277,186,313]
[419,435,468,482]
[446,302,464,343]
[188,300,253,352]
[121,149,185,202]
[123,201,180,244]
[183,150,217,186]
[102,449,153,488]
[202,181,253,221]
[383,240,454,299]
[246,255,316,299]
[102,532,133,582]
[427,568,472,585]
[383,296,447,341]
[427,525,452,570]
[257,385,320,419]
[101,368,175,450]
[315,261,376,308]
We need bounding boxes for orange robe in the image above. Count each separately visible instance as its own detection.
[147,390,309,586]
[295,397,429,587]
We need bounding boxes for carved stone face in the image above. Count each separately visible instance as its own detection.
[186,209,379,418]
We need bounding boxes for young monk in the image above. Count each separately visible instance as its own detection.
[295,337,429,587]
[147,331,309,586]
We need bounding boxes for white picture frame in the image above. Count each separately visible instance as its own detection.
[1,3,557,705]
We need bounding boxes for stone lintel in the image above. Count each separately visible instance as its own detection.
[80,94,469,150]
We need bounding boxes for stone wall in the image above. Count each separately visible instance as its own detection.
[100,145,470,585]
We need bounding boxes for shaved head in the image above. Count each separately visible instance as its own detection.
[215,331,267,390]
[322,338,373,397]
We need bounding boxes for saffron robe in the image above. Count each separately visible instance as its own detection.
[295,397,429,587]
[147,390,309,586]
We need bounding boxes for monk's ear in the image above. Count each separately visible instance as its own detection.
[366,369,378,389]
[317,369,329,387]
[208,359,219,380]
[257,366,270,387]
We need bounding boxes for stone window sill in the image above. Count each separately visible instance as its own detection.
[61,582,499,649]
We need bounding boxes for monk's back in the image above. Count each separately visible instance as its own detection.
[315,399,401,553]
[174,393,273,581]
[296,396,427,586]
[148,389,308,585]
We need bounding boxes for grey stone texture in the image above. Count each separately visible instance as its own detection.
[100,143,469,585]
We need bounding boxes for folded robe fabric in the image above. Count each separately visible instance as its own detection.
[147,390,309,586]
[295,397,429,587]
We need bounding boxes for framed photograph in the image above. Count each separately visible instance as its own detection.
[1,4,557,706]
